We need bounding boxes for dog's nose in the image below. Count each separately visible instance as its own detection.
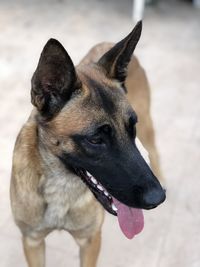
[143,188,166,210]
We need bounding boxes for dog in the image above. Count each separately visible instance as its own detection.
[10,21,165,267]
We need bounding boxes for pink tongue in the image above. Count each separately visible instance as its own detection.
[113,198,144,239]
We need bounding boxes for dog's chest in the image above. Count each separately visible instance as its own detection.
[43,176,70,229]
[39,171,89,230]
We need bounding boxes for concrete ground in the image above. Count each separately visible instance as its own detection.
[0,0,200,266]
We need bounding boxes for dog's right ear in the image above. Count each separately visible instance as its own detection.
[31,39,81,118]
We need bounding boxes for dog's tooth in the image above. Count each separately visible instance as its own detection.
[86,171,92,178]
[91,177,97,185]
[104,190,109,196]
[111,203,118,211]
[97,185,103,191]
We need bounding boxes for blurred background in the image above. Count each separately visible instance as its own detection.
[0,0,200,266]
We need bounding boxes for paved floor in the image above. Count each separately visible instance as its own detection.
[0,0,200,266]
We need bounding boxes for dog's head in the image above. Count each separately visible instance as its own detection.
[31,22,165,228]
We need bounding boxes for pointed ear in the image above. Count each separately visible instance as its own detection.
[98,21,142,87]
[31,38,81,118]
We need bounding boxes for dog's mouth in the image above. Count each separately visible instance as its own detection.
[74,168,117,215]
[73,167,144,239]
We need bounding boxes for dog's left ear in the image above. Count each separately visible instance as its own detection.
[98,21,142,87]
[31,38,81,118]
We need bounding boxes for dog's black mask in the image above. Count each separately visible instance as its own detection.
[60,131,166,211]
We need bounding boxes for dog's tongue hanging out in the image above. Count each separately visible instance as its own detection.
[113,198,144,239]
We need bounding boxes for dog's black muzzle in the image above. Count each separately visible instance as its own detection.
[60,142,166,210]
[80,144,165,210]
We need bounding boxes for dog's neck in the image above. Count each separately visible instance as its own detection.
[38,142,88,199]
[37,142,94,229]
[28,110,89,207]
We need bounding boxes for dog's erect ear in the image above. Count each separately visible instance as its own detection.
[31,38,81,118]
[98,21,142,87]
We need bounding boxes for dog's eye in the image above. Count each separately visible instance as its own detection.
[129,115,138,125]
[86,124,111,147]
[87,136,104,145]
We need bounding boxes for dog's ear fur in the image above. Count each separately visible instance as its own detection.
[98,21,142,88]
[31,38,81,118]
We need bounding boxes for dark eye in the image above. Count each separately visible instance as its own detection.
[87,136,104,145]
[86,124,112,147]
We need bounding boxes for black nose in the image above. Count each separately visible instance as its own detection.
[143,188,166,210]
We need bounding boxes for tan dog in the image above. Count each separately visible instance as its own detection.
[10,21,165,267]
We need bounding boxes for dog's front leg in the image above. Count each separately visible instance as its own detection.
[75,230,101,267]
[22,235,46,267]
